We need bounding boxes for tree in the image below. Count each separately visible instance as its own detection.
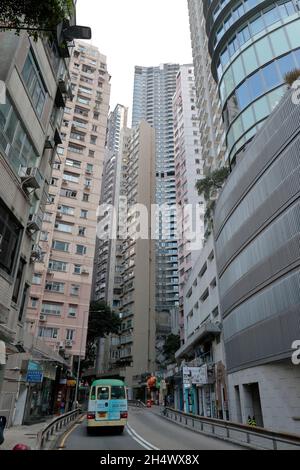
[196,167,229,239]
[0,0,73,39]
[163,334,181,364]
[81,301,121,370]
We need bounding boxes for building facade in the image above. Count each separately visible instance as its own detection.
[173,64,205,342]
[175,234,227,420]
[132,63,180,365]
[0,1,79,424]
[92,104,128,307]
[26,41,110,377]
[187,0,227,170]
[214,88,300,433]
[202,0,300,164]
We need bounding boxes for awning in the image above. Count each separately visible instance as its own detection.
[175,322,221,360]
[0,340,6,365]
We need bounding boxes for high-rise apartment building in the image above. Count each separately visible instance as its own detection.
[102,121,156,397]
[92,104,128,308]
[188,0,226,171]
[201,0,300,165]
[0,0,90,424]
[132,64,180,351]
[26,41,110,368]
[173,65,205,341]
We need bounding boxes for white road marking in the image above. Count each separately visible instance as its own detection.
[126,424,160,450]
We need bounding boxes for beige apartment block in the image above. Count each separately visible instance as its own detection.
[26,41,110,365]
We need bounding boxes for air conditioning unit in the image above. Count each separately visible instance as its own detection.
[27,213,43,233]
[31,245,42,263]
[65,340,73,348]
[56,212,63,219]
[62,179,68,185]
[39,315,47,322]
[81,268,89,275]
[20,167,43,190]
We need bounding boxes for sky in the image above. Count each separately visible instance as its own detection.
[76,0,193,119]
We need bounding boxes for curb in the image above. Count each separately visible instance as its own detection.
[42,414,84,451]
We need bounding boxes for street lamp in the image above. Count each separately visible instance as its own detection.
[73,310,87,410]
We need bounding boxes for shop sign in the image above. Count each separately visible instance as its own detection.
[26,370,43,383]
[183,365,208,386]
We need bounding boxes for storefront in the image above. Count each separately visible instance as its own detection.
[22,360,57,424]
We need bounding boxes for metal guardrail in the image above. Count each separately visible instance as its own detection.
[164,408,300,450]
[128,400,146,408]
[37,409,81,450]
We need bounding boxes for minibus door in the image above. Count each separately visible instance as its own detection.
[95,386,110,421]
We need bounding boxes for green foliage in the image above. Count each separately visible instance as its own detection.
[196,167,229,240]
[284,68,300,86]
[163,334,181,364]
[0,0,73,39]
[81,301,121,370]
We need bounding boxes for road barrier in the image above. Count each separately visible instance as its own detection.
[163,408,300,450]
[37,409,81,450]
[128,400,146,408]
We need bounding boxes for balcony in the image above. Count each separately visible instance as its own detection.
[175,321,221,360]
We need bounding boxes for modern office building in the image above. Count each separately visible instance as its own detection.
[187,0,227,170]
[173,65,205,342]
[92,104,128,307]
[26,41,110,374]
[132,63,180,356]
[0,1,85,424]
[201,0,300,165]
[214,87,300,433]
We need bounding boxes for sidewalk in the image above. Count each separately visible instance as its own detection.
[0,418,54,450]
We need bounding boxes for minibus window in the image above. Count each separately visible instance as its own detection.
[97,387,109,400]
[111,386,126,400]
[90,386,96,400]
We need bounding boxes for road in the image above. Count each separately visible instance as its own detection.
[60,406,244,450]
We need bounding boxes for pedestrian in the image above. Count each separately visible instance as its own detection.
[60,400,65,415]
[247,415,252,426]
[252,416,257,427]
[0,416,6,446]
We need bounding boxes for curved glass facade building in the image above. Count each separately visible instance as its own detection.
[203,0,300,163]
[214,88,300,433]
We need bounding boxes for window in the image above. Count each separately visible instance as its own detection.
[200,288,209,303]
[80,209,88,219]
[0,199,23,275]
[93,112,99,120]
[12,258,26,303]
[70,284,80,296]
[38,327,58,339]
[57,146,64,155]
[58,205,74,216]
[77,95,90,105]
[66,158,81,168]
[63,172,79,183]
[32,273,42,285]
[92,125,97,132]
[31,297,39,308]
[86,163,93,173]
[88,150,95,157]
[111,386,126,400]
[50,177,58,186]
[90,135,97,145]
[68,144,84,154]
[74,264,82,275]
[41,302,62,316]
[68,305,77,317]
[48,260,68,272]
[55,222,73,233]
[66,329,75,340]
[78,226,86,237]
[82,193,89,202]
[76,245,87,255]
[60,189,77,199]
[97,387,109,400]
[22,49,47,117]
[45,281,65,293]
[85,179,92,188]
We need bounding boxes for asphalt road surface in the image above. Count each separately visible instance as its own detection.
[61,406,244,450]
